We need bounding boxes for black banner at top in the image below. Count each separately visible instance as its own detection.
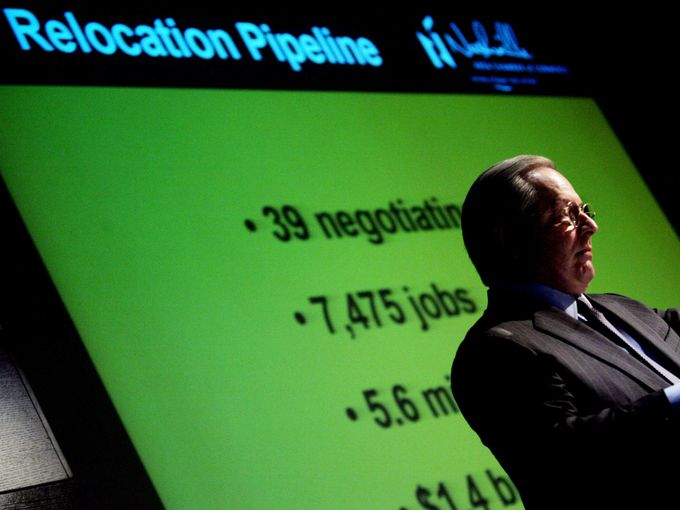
[0,5,587,95]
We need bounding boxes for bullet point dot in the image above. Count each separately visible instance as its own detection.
[346,408,358,421]
[244,219,256,232]
[294,312,306,325]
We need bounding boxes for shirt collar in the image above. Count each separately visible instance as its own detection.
[500,282,581,320]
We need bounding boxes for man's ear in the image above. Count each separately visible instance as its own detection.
[496,216,531,259]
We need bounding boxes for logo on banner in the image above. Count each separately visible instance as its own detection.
[416,16,533,69]
[415,16,569,91]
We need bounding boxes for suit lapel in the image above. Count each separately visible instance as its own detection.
[533,307,669,391]
[588,295,680,375]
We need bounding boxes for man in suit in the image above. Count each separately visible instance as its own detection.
[451,155,680,509]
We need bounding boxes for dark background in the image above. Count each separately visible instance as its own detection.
[569,11,678,236]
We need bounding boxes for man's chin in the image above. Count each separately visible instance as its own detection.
[575,264,596,293]
[556,265,595,295]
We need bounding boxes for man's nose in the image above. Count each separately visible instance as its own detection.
[580,210,598,234]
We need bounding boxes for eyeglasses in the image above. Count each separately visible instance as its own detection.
[556,201,596,230]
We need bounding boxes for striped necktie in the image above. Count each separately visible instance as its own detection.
[577,296,680,384]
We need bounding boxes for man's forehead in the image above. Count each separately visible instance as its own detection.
[523,169,583,223]
[526,167,579,199]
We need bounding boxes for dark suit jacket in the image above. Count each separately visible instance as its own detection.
[451,289,680,510]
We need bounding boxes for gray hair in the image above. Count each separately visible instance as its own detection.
[461,155,555,287]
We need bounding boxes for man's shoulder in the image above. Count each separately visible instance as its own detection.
[465,287,549,342]
[451,311,544,397]
[588,292,680,329]
[467,312,533,340]
[586,292,654,312]
[587,291,639,302]
[455,310,540,360]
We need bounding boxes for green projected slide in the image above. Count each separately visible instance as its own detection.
[1,87,679,509]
